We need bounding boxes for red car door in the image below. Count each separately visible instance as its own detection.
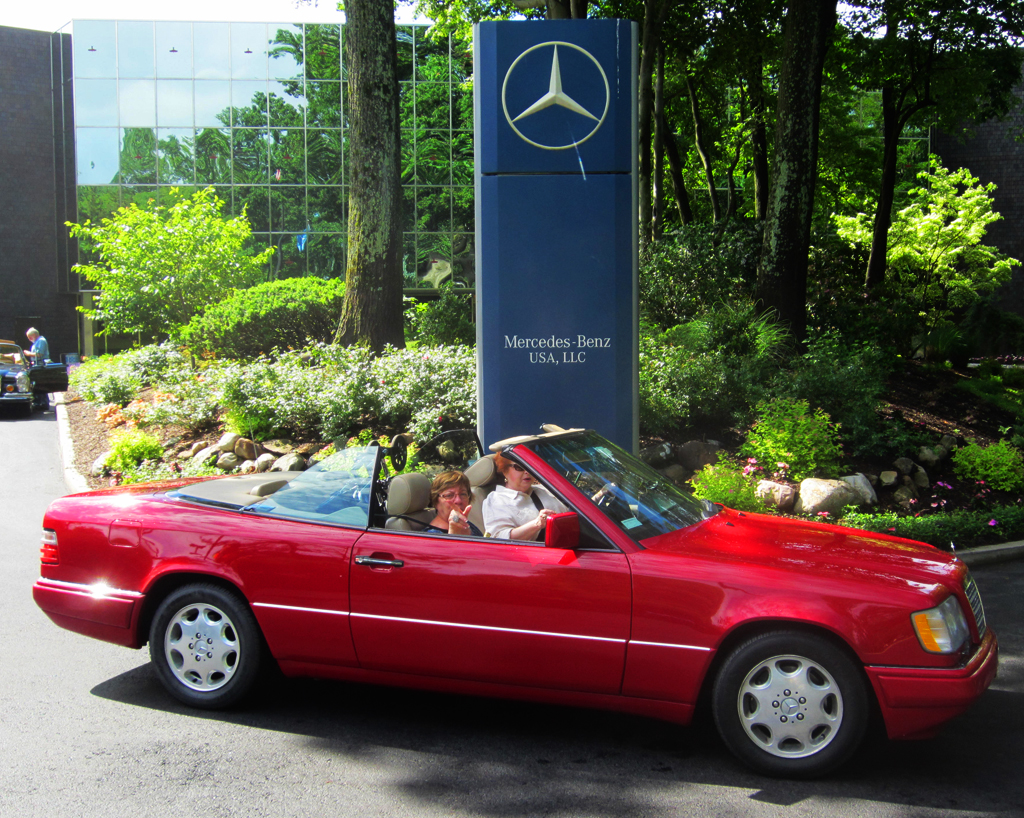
[349,531,631,693]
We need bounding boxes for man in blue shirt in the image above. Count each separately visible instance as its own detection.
[25,328,51,409]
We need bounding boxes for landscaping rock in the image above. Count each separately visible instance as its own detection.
[794,478,860,516]
[880,470,899,488]
[191,445,220,466]
[939,434,958,451]
[913,466,930,489]
[216,432,240,453]
[841,473,877,506]
[162,435,183,450]
[234,437,259,461]
[893,484,918,507]
[918,447,943,469]
[189,440,209,457]
[255,453,276,472]
[757,480,797,512]
[216,452,240,471]
[261,439,296,456]
[677,440,720,472]
[894,457,916,475]
[239,460,257,474]
[660,463,688,483]
[270,452,307,472]
[641,442,675,468]
[90,452,110,477]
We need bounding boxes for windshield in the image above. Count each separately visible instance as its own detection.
[0,344,23,366]
[530,431,711,541]
[245,446,378,526]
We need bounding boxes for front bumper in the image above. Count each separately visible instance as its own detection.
[33,578,143,648]
[865,629,998,739]
[1,391,32,403]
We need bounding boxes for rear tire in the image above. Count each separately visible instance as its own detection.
[149,583,264,709]
[712,630,869,777]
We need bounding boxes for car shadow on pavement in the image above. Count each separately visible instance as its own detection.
[91,660,1024,815]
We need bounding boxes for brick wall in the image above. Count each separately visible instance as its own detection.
[0,25,78,359]
[933,80,1024,320]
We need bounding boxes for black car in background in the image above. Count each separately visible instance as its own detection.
[0,340,69,413]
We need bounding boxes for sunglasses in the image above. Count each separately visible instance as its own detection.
[510,464,527,473]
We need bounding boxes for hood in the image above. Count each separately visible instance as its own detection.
[643,507,962,587]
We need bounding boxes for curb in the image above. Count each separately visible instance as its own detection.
[54,392,91,495]
[48,395,1024,566]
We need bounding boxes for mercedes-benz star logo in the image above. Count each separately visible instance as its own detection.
[501,41,610,151]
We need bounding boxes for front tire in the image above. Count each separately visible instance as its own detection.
[149,583,263,709]
[712,631,869,778]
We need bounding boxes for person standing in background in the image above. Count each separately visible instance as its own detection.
[24,328,50,366]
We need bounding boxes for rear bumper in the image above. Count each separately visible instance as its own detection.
[33,578,143,648]
[866,629,998,739]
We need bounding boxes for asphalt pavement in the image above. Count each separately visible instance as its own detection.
[3,402,1024,818]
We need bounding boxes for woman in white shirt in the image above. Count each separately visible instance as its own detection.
[482,453,569,541]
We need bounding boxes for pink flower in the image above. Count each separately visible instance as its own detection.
[989,519,998,526]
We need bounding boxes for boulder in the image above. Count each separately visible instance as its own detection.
[191,445,220,466]
[239,460,257,474]
[917,447,943,469]
[641,442,675,469]
[939,434,958,451]
[90,452,111,477]
[261,439,296,456]
[255,453,276,472]
[793,478,860,516]
[216,452,240,471]
[677,440,720,472]
[913,466,930,489]
[841,473,877,506]
[270,452,307,472]
[880,470,899,488]
[216,432,240,453]
[757,480,797,512]
[189,440,209,457]
[660,463,688,483]
[894,457,916,476]
[233,437,259,461]
[894,484,918,507]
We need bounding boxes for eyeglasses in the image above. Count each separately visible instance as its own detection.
[439,490,469,501]
[510,464,527,472]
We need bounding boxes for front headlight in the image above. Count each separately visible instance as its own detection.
[912,595,970,654]
[16,371,31,393]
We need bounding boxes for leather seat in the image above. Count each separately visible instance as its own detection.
[385,472,434,531]
[464,455,500,535]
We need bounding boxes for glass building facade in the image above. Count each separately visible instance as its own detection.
[58,20,474,291]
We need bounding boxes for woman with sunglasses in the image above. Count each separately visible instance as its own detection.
[423,471,482,536]
[482,453,569,541]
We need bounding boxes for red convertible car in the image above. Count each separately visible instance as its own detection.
[33,427,996,777]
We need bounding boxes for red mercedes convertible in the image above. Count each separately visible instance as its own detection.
[33,427,996,777]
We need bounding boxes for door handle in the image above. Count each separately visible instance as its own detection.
[355,555,404,568]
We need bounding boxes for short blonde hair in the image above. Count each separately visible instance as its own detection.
[26,328,39,339]
[429,471,471,507]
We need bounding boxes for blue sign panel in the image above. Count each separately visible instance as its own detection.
[475,20,638,451]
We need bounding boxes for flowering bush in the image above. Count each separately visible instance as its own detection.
[689,454,766,512]
[952,439,1024,492]
[741,398,843,481]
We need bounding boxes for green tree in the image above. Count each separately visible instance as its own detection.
[67,187,274,338]
[835,160,1020,331]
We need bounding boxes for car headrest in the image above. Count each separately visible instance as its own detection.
[465,455,497,488]
[387,472,432,515]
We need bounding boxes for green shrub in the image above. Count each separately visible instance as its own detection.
[741,398,844,481]
[841,505,1024,549]
[689,454,766,512]
[952,439,1024,491]
[406,282,475,346]
[105,429,164,473]
[175,276,345,358]
[69,355,142,406]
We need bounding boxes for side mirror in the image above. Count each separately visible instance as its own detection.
[545,511,579,550]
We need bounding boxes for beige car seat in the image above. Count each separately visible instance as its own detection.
[464,455,501,534]
[385,472,434,531]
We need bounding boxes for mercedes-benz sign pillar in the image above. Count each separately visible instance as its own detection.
[474,20,639,451]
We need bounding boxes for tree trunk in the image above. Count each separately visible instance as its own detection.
[756,0,837,342]
[684,74,721,223]
[864,86,902,291]
[747,59,770,221]
[661,112,694,226]
[638,0,672,248]
[652,45,666,238]
[335,0,404,352]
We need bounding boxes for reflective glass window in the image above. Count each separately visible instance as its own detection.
[269,130,305,185]
[304,24,340,80]
[307,233,346,278]
[234,188,270,232]
[74,79,118,126]
[451,234,475,283]
[417,187,452,232]
[402,233,418,283]
[232,129,269,183]
[76,128,120,184]
[117,22,155,78]
[271,234,307,277]
[194,81,231,128]
[76,185,122,223]
[396,27,415,82]
[308,186,345,231]
[269,81,306,127]
[416,131,455,185]
[73,21,117,78]
[269,24,303,80]
[453,188,474,232]
[120,128,157,185]
[156,80,193,127]
[305,82,341,128]
[119,79,157,128]
[194,128,231,184]
[194,23,230,79]
[270,186,307,232]
[157,128,195,184]
[157,22,194,78]
[232,23,268,80]
[122,186,159,211]
[401,187,417,232]
[232,81,268,126]
[306,130,342,185]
